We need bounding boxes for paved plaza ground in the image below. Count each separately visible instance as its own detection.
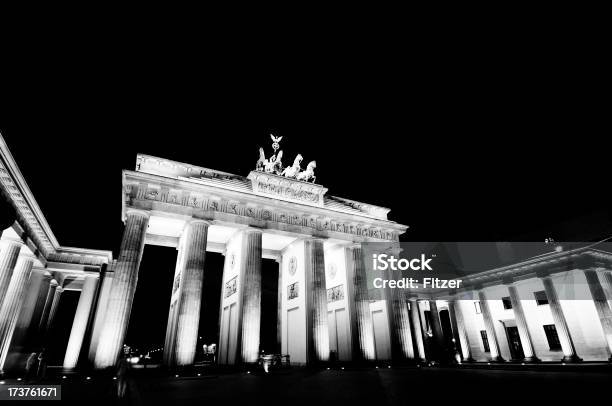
[2,365,610,405]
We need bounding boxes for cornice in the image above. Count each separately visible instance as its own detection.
[0,134,58,255]
[0,133,112,267]
[122,170,408,236]
[458,247,612,288]
[134,154,398,222]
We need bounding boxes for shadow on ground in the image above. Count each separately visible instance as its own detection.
[12,366,612,405]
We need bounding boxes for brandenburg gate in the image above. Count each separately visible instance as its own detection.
[4,133,612,373]
[90,137,408,368]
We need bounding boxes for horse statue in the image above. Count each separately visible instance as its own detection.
[296,161,316,183]
[272,150,284,175]
[264,150,284,174]
[256,147,267,171]
[281,154,303,178]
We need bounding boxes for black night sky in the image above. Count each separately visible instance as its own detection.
[1,30,610,353]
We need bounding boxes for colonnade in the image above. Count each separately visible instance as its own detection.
[0,234,101,373]
[452,271,612,363]
[4,211,612,372]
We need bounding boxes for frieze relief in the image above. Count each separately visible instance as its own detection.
[247,170,328,208]
[256,180,320,204]
[127,182,398,241]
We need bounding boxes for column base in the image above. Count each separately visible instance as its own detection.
[561,355,582,363]
[522,356,540,363]
[488,356,505,363]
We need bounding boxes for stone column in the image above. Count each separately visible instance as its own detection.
[3,271,51,370]
[345,245,375,362]
[45,286,63,334]
[451,300,474,362]
[387,294,415,361]
[583,269,612,359]
[276,257,283,353]
[428,300,446,349]
[63,275,99,369]
[25,273,52,337]
[239,229,262,364]
[477,290,504,362]
[88,270,114,362]
[409,298,426,360]
[384,260,415,361]
[39,280,58,332]
[94,210,149,368]
[0,238,22,309]
[305,238,329,363]
[163,245,186,367]
[0,251,35,371]
[506,283,539,362]
[174,220,208,366]
[603,271,612,310]
[540,275,581,362]
[447,300,461,348]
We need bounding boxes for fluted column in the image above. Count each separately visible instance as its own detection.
[94,210,149,368]
[305,238,329,363]
[0,251,35,371]
[388,295,415,361]
[88,270,113,362]
[163,246,185,367]
[346,245,375,361]
[506,284,539,362]
[409,299,426,360]
[0,239,22,309]
[174,220,208,366]
[26,273,52,336]
[39,280,58,332]
[583,269,612,359]
[602,271,612,310]
[428,300,445,348]
[239,229,262,364]
[384,261,415,361]
[45,287,63,334]
[540,275,581,362]
[276,257,283,353]
[3,271,51,369]
[451,300,474,362]
[477,290,504,362]
[63,275,99,369]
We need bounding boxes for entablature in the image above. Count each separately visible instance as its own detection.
[123,170,407,243]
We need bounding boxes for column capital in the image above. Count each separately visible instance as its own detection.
[0,236,24,247]
[186,218,212,226]
[502,276,516,286]
[537,271,552,279]
[56,286,64,293]
[125,208,150,219]
[49,279,58,287]
[583,267,606,275]
[304,236,326,243]
[242,227,263,236]
[17,251,38,261]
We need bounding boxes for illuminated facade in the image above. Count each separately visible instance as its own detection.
[1,133,611,375]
